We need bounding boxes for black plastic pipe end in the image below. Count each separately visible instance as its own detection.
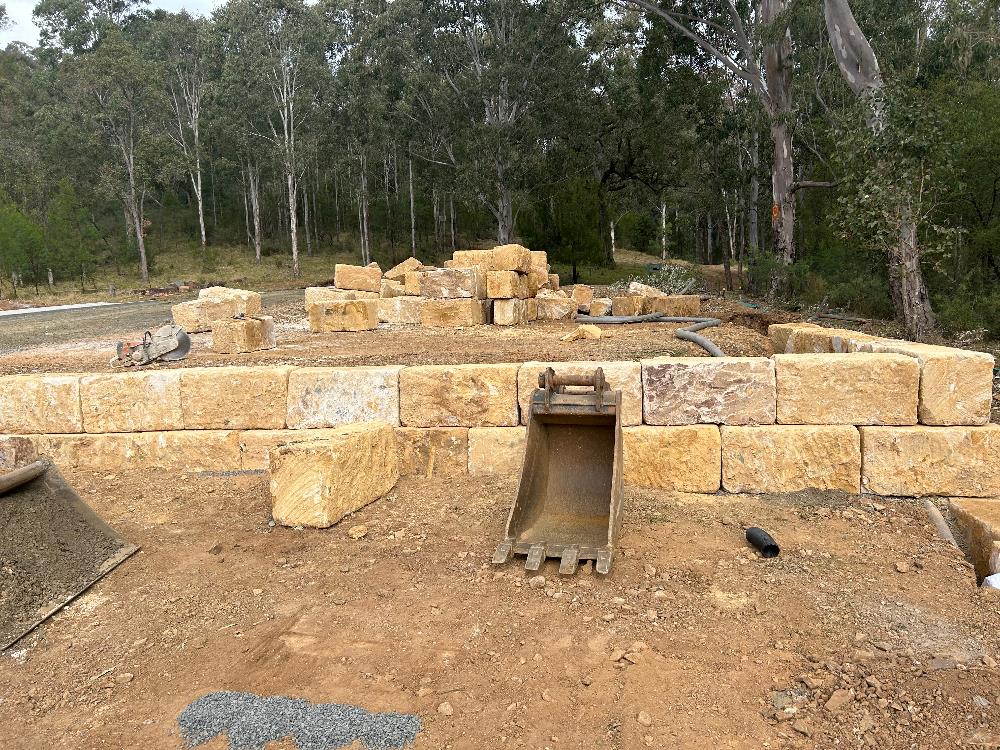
[746,527,780,558]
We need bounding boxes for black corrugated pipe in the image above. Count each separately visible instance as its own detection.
[575,312,725,357]
[746,527,780,558]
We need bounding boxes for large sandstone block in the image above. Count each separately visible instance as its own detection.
[861,425,1000,497]
[308,300,379,332]
[611,296,644,317]
[852,339,995,426]
[525,270,548,296]
[400,364,520,427]
[180,366,290,430]
[768,322,821,354]
[525,298,538,321]
[547,274,560,291]
[627,281,666,297]
[493,298,530,326]
[420,298,484,327]
[286,366,402,429]
[0,435,37,471]
[211,316,276,354]
[304,287,378,309]
[518,361,642,426]
[0,374,83,433]
[200,286,263,313]
[468,427,526,476]
[950,498,1000,579]
[642,295,701,317]
[37,431,241,473]
[722,425,861,493]
[486,270,529,299]
[774,353,918,425]
[571,284,594,309]
[334,263,382,293]
[269,422,398,528]
[384,256,423,281]
[529,250,548,272]
[642,357,776,426]
[417,268,484,299]
[81,371,182,433]
[239,428,348,470]
[174,287,263,333]
[395,427,469,477]
[452,245,532,273]
[152,430,242,472]
[785,326,875,354]
[403,271,423,296]
[380,279,406,298]
[535,298,576,320]
[622,426,721,493]
[589,298,612,317]
[377,297,425,325]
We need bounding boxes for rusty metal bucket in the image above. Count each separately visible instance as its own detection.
[492,368,623,575]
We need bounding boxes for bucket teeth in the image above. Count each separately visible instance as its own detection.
[492,541,513,565]
[525,543,546,571]
[558,546,580,575]
[596,549,612,575]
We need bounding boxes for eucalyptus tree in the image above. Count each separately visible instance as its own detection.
[34,0,146,53]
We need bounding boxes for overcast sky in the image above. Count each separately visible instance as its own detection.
[1,0,223,46]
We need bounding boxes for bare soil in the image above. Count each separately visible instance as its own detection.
[1,470,998,750]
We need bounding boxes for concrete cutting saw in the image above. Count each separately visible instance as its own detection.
[111,324,191,367]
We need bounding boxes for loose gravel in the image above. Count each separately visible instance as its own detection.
[177,691,421,750]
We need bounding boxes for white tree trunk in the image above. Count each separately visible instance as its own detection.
[248,165,262,265]
[660,202,667,259]
[408,157,416,255]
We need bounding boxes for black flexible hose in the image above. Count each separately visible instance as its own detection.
[746,527,780,558]
[575,312,725,357]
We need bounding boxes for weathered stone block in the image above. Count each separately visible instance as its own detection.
[380,279,406,298]
[852,339,995,426]
[486,270,529,299]
[468,427,526,476]
[547,274,560,291]
[786,326,875,354]
[861,425,1000,497]
[589,298,612,317]
[304,287,378,310]
[81,371,183,433]
[395,427,469,477]
[181,366,290,430]
[452,245,532,273]
[417,268,484,299]
[529,250,548,272]
[307,300,379,332]
[239,428,347,470]
[420,298,485,327]
[403,271,423,296]
[269,422,398,528]
[642,357,776,426]
[152,430,242,472]
[722,425,861,493]
[611,296,644,317]
[0,374,83,433]
[400,364,520,427]
[37,430,241,473]
[774,353,918,425]
[493,298,530,326]
[199,286,263,314]
[571,284,594,309]
[768,322,822,354]
[171,298,239,333]
[211,316,276,354]
[334,263,382,293]
[286,366,401,429]
[526,270,549,295]
[384,256,423,281]
[622,426,721,493]
[950,498,1000,579]
[535,298,576,320]
[525,298,538,321]
[518,361,642,426]
[377,297,425,325]
[642,295,701,317]
[627,281,665,297]
[0,435,37,471]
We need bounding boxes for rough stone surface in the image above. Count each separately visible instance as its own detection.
[380,279,406,298]
[269,422,398,528]
[589,298,612,317]
[307,300,379,332]
[468,427,526,476]
[421,298,485,327]
[627,281,667,298]
[486,270,529,299]
[518,361,642,426]
[950,498,1000,580]
[403,271,424,296]
[211,316,276,354]
[642,357,776,426]
[286,366,402,429]
[768,323,822,354]
[171,298,240,333]
[774,353,919,425]
[535,298,576,320]
[400,364,520,427]
[199,286,263,314]
[334,263,382,293]
[0,435,37,471]
[561,324,602,342]
[417,268,484,299]
[642,295,701,317]
[786,326,875,354]
[238,428,347,470]
[377,297,425,325]
[526,270,549,295]
[80,371,183,433]
[178,367,290,430]
[571,284,594,309]
[383,256,423,281]
[493,298,529,326]
[547,274,560,291]
[304,287,378,309]
[529,250,548,272]
[861,425,1000,497]
[611,296,644,317]
[395,427,469,477]
[525,298,538,321]
[0,374,83,433]
[622,426,722,493]
[852,339,995,426]
[152,430,242,472]
[722,425,861,493]
[37,430,241,473]
[452,245,532,273]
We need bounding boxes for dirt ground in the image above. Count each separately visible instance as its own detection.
[1,470,998,750]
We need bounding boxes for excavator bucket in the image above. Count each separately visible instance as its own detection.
[492,368,624,575]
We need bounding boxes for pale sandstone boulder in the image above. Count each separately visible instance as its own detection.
[589,298,613,317]
[286,366,402,429]
[949,498,1000,580]
[420,298,485,327]
[768,322,822,354]
[0,374,83,433]
[403,271,424,295]
[571,284,594,309]
[377,297,425,325]
[81,371,183,433]
[334,263,382,293]
[851,339,994,425]
[722,425,861,493]
[561,324,602,342]
[180,366,290,430]
[380,279,407,298]
[400,364,520,427]
[536,288,567,299]
[395,427,469,477]
[199,286,263,314]
[152,430,242,472]
[547,273,560,291]
[211,316,276,354]
[622,425,722,493]
[786,326,876,354]
[642,295,701,317]
[860,425,1000,497]
[307,300,379,332]
[493,298,530,326]
[304,287,378,310]
[269,422,398,528]
[627,281,667,298]
[642,357,776,426]
[37,430,241,473]
[416,268,484,299]
[535,298,576,320]
[239,428,349,470]
[529,250,548,272]
[525,270,549,295]
[468,427,527,476]
[452,245,532,273]
[525,298,539,321]
[172,298,240,333]
[518,361,642,426]
[486,270,530,299]
[0,435,37,471]
[611,296,644,316]
[383,256,423,281]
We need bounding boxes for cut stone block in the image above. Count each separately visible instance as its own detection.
[334,263,382,293]
[199,286,263,312]
[286,366,402,429]
[152,430,242,472]
[768,322,822,354]
[0,435,37,471]
[571,284,594,309]
[211,316,276,354]
[486,270,529,299]
[239,428,348,470]
[642,295,701,317]
[774,353,918,425]
[589,298,612,317]
[642,357,776,426]
[384,256,423,281]
[80,371,183,433]
[950,498,1000,579]
[627,281,666,297]
[622,426,722,493]
[416,268,484,299]
[518,361,642,426]
[420,298,485,327]
[468,427,526,476]
[180,366,290,430]
[403,271,423,296]
[611,296,644,316]
[377,297,425,325]
[494,298,530,326]
[561,324,601,342]
[722,425,861,493]
[547,274,560,291]
[786,326,875,354]
[396,427,469,477]
[304,287,378,309]
[861,425,1000,497]
[535,298,576,320]
[529,250,548,272]
[400,364,520,427]
[0,374,83,433]
[380,279,406,298]
[37,430,241,473]
[307,300,379,332]
[269,422,398,528]
[526,270,549,295]
[525,298,538,321]
[452,245,532,273]
[851,339,995,426]
[174,287,263,333]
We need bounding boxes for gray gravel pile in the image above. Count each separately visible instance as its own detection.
[177,691,422,750]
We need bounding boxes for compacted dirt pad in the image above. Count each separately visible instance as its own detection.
[1,471,998,749]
